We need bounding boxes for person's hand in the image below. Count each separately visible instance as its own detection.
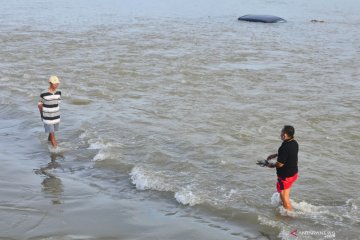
[256,159,269,167]
[267,154,277,160]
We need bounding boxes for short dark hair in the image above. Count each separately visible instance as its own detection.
[282,125,295,137]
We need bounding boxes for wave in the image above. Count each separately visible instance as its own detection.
[88,140,107,150]
[130,166,203,206]
[91,142,124,162]
[175,186,203,206]
[130,166,173,192]
[88,139,111,162]
[78,129,123,162]
[130,166,241,207]
[92,149,109,162]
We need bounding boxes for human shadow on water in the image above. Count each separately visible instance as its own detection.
[34,153,64,205]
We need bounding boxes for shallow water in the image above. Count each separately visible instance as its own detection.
[1,0,360,239]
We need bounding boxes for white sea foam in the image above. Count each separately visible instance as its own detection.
[271,192,281,206]
[90,141,123,162]
[257,215,283,229]
[346,198,358,212]
[220,160,227,165]
[224,189,237,199]
[174,186,203,206]
[130,166,172,192]
[129,166,206,207]
[344,199,360,224]
[88,141,106,150]
[271,193,329,217]
[91,140,109,161]
[271,193,360,229]
[79,131,86,139]
[130,166,151,190]
[82,130,105,149]
[92,149,108,162]
[79,128,91,139]
[48,144,66,154]
[130,167,204,206]
[78,126,103,150]
[271,192,331,219]
[292,201,328,214]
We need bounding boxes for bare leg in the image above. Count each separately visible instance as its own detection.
[280,188,293,211]
[49,132,57,148]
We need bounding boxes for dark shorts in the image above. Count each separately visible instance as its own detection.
[276,173,298,193]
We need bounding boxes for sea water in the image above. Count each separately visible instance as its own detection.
[1,0,359,239]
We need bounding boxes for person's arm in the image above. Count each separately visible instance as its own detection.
[38,101,43,112]
[267,153,278,160]
[266,153,280,168]
[38,93,44,118]
[268,162,284,168]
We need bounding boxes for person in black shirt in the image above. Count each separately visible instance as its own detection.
[267,125,298,211]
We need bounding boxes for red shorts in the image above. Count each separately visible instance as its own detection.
[276,173,298,193]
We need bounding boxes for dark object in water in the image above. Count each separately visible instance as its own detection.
[311,19,325,23]
[256,159,270,167]
[238,15,286,23]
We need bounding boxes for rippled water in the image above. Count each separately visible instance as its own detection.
[1,0,360,239]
